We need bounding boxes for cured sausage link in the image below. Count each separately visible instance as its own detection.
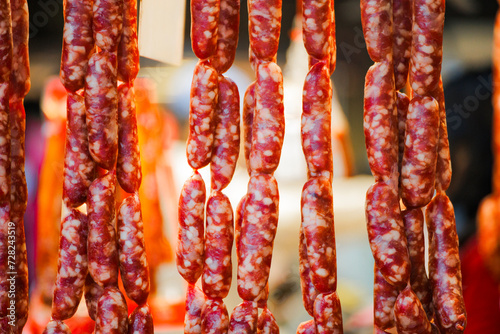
[363,61,398,183]
[210,76,240,191]
[117,84,142,193]
[52,209,89,320]
[202,191,234,299]
[301,177,337,293]
[60,0,93,92]
[238,174,279,301]
[248,62,285,175]
[366,181,410,288]
[191,0,220,60]
[228,301,258,334]
[426,193,466,333]
[87,171,119,287]
[117,194,150,305]
[248,0,282,60]
[186,61,218,170]
[302,61,333,182]
[401,95,439,208]
[177,171,206,284]
[360,0,393,62]
[63,92,96,207]
[402,208,433,319]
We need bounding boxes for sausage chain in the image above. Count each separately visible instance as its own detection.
[43,0,151,332]
[226,0,283,332]
[409,0,466,332]
[361,0,412,331]
[0,0,30,333]
[477,2,500,286]
[177,0,241,332]
[362,0,467,331]
[296,1,342,333]
[0,0,30,331]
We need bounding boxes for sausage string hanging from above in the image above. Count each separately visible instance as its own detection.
[229,0,283,332]
[297,0,343,333]
[0,0,30,332]
[361,0,466,332]
[177,0,241,333]
[43,0,151,332]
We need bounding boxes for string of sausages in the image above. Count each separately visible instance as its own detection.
[177,0,241,332]
[477,0,500,288]
[362,0,466,332]
[226,0,284,332]
[43,0,152,332]
[296,1,342,333]
[0,0,30,332]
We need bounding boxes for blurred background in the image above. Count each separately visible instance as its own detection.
[23,0,500,333]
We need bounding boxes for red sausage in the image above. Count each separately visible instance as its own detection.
[186,61,218,169]
[302,61,333,182]
[426,193,466,333]
[296,320,315,334]
[191,0,220,59]
[228,301,258,334]
[117,84,142,193]
[117,0,139,83]
[373,267,399,330]
[10,0,30,99]
[177,171,206,284]
[248,0,282,60]
[117,194,150,305]
[201,298,229,334]
[92,0,123,52]
[238,174,279,301]
[0,84,10,201]
[394,286,433,334]
[0,2,12,84]
[299,225,318,317]
[366,181,410,288]
[42,320,71,334]
[313,292,343,334]
[185,284,206,334]
[392,0,412,90]
[402,208,433,319]
[87,171,119,287]
[360,0,393,62]
[85,51,118,170]
[257,307,280,334]
[301,177,337,293]
[52,209,89,320]
[84,274,104,321]
[249,62,285,175]
[242,82,255,174]
[302,0,332,60]
[8,100,27,222]
[202,192,234,299]
[432,79,452,192]
[409,0,445,95]
[95,286,128,334]
[363,61,398,183]
[128,304,154,334]
[60,0,94,92]
[396,92,409,186]
[211,0,240,73]
[401,95,439,208]
[210,76,240,191]
[63,92,96,207]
